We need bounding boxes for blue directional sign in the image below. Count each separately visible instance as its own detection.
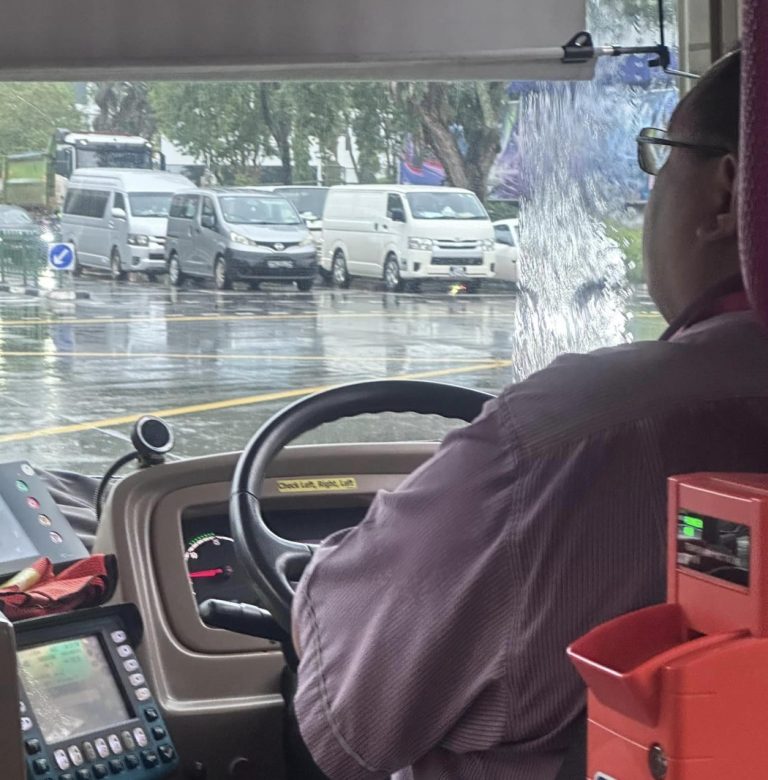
[47,243,76,272]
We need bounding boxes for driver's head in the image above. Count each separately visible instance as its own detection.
[643,49,741,322]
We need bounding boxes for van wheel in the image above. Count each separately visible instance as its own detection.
[332,251,351,289]
[214,256,232,290]
[111,249,127,282]
[384,256,404,293]
[168,254,184,287]
[296,279,314,292]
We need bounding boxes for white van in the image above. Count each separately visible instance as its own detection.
[321,185,496,292]
[61,169,195,280]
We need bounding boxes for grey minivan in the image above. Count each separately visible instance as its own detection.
[165,188,318,290]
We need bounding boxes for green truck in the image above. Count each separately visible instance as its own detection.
[2,129,160,213]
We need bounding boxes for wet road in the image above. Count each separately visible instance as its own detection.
[0,279,664,474]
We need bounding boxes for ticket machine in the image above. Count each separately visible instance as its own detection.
[568,473,768,779]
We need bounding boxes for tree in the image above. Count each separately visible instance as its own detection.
[394,82,508,201]
[349,83,409,182]
[151,83,266,182]
[0,83,83,156]
[93,82,157,139]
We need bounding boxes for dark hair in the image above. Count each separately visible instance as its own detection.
[681,48,741,153]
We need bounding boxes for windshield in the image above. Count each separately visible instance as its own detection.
[75,147,153,169]
[406,191,488,220]
[129,193,174,217]
[277,189,328,220]
[0,2,672,474]
[219,196,302,225]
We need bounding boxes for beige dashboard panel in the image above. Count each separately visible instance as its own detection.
[93,442,437,778]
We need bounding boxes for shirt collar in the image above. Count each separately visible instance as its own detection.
[660,275,750,342]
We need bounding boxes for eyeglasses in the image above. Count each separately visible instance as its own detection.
[636,127,731,175]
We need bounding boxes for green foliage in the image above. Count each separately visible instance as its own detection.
[605,220,645,284]
[0,83,83,157]
[93,82,156,139]
[149,80,507,198]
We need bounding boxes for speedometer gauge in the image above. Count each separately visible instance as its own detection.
[185,533,237,602]
[182,517,262,605]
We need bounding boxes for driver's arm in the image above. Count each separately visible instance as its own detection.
[291,359,669,778]
[291,397,520,777]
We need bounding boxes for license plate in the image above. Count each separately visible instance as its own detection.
[449,266,467,276]
[267,259,294,269]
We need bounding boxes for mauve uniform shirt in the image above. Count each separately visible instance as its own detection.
[293,308,768,779]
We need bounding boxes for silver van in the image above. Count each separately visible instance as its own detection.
[242,186,328,249]
[165,188,317,291]
[61,169,195,280]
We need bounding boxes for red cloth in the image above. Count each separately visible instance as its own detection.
[0,555,116,621]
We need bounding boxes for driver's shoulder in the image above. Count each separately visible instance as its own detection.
[494,336,745,456]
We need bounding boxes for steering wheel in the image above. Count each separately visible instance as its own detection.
[230,380,494,633]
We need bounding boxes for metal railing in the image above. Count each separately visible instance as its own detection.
[0,229,46,290]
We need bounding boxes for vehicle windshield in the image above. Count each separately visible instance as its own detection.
[219,196,302,225]
[406,191,488,220]
[129,193,174,218]
[276,189,328,220]
[75,147,153,169]
[0,1,672,474]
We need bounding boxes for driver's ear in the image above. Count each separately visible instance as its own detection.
[696,154,738,242]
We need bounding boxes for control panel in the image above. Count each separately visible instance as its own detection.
[14,605,178,780]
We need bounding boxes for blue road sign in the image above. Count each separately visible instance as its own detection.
[48,243,76,271]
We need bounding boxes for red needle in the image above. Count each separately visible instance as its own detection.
[190,568,225,579]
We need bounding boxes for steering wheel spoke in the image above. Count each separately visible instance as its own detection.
[231,380,494,634]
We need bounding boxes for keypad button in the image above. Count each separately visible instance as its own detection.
[151,726,166,741]
[133,727,148,748]
[92,764,109,780]
[157,744,175,763]
[108,758,124,774]
[94,738,110,759]
[143,707,159,722]
[116,645,132,658]
[107,734,123,754]
[21,716,33,731]
[128,673,145,687]
[58,773,75,780]
[68,745,84,766]
[110,631,127,644]
[141,751,159,768]
[54,749,71,770]
[20,700,27,714]
[25,738,41,755]
[135,687,151,702]
[82,742,97,762]
[75,769,91,780]
[32,758,50,775]
[122,659,139,673]
[124,754,140,770]
[120,731,135,751]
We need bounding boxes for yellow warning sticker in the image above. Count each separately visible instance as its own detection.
[276,476,358,494]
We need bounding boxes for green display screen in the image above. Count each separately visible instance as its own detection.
[677,510,750,587]
[18,636,130,744]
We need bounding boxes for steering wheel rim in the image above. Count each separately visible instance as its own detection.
[230,380,494,632]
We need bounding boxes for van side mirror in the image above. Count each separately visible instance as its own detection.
[111,208,127,220]
[390,208,406,223]
[201,214,217,230]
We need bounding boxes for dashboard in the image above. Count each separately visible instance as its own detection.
[77,441,440,779]
[182,506,368,605]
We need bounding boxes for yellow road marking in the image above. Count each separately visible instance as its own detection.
[0,310,515,328]
[0,350,502,363]
[0,360,510,444]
